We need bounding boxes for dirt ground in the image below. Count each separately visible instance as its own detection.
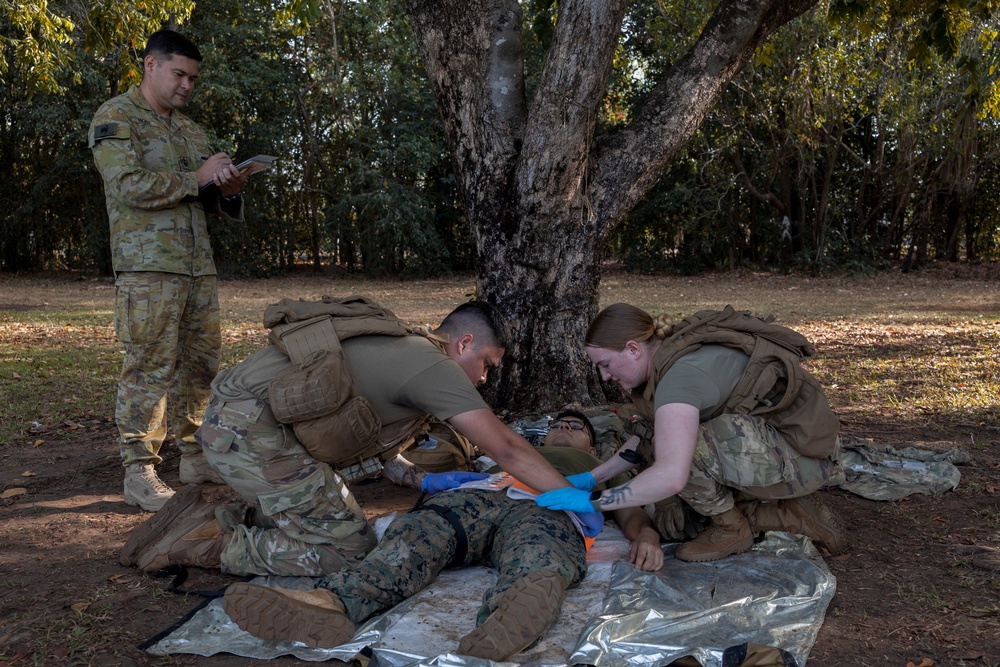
[1,268,998,667]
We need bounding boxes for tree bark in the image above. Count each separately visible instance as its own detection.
[402,0,820,412]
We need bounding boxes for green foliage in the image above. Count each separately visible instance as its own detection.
[1,0,465,277]
[611,0,1000,274]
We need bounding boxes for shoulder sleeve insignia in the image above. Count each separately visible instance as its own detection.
[90,122,130,146]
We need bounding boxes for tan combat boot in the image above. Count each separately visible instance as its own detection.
[123,463,175,512]
[675,505,754,562]
[745,493,847,555]
[179,452,225,484]
[458,569,567,660]
[223,582,356,648]
[119,485,230,571]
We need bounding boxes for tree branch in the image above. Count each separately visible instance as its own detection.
[589,0,820,242]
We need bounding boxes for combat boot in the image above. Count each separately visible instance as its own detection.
[179,453,225,484]
[223,583,356,648]
[675,505,753,562]
[458,569,567,660]
[746,493,847,555]
[120,485,230,571]
[123,463,175,512]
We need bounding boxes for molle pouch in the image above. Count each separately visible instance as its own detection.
[292,396,382,465]
[400,421,475,472]
[268,315,340,365]
[269,348,354,423]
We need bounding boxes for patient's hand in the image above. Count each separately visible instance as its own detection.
[629,526,664,571]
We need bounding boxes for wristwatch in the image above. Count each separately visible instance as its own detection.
[618,448,647,466]
[221,192,242,202]
[590,489,603,513]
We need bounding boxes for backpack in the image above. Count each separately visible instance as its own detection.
[399,420,477,472]
[263,295,437,475]
[631,305,839,459]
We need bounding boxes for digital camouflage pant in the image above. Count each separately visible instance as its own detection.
[197,397,377,577]
[113,272,220,465]
[317,489,588,627]
[638,414,838,518]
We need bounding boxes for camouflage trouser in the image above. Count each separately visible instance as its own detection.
[317,489,587,627]
[197,397,377,577]
[113,272,220,465]
[638,414,837,517]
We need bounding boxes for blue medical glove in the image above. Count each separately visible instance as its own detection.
[565,471,597,491]
[535,487,596,514]
[420,471,489,495]
[574,511,604,538]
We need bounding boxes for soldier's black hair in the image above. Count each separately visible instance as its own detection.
[143,29,202,62]
[551,408,597,447]
[438,300,511,351]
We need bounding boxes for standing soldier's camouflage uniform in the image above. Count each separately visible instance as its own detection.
[89,30,244,512]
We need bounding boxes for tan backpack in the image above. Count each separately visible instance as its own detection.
[632,305,839,459]
[263,295,434,473]
[399,420,477,472]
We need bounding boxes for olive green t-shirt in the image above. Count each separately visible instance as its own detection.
[488,446,631,489]
[211,335,488,424]
[654,345,749,420]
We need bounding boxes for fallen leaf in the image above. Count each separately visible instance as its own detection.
[905,659,934,667]
[70,602,90,615]
[12,371,20,379]
[1,487,28,499]
[108,573,140,584]
[50,647,71,659]
[33,439,44,447]
[949,650,984,660]
[21,471,36,477]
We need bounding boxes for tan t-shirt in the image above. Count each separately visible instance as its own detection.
[211,335,488,424]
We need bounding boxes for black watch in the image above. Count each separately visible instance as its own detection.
[618,448,647,466]
[221,192,242,202]
[589,489,602,501]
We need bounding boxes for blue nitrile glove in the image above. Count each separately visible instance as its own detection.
[574,511,604,538]
[535,487,597,514]
[420,471,490,495]
[565,471,597,491]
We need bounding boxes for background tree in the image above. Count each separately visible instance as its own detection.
[397,0,997,410]
[400,0,831,410]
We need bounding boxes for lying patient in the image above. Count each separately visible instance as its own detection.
[223,409,663,661]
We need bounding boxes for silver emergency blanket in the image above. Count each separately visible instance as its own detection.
[571,535,835,667]
[145,527,834,666]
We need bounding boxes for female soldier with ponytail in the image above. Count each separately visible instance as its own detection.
[536,303,846,562]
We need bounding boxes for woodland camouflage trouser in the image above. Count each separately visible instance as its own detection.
[317,489,588,627]
[638,414,838,517]
[197,397,377,577]
[114,272,220,465]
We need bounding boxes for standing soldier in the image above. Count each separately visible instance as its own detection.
[89,29,251,511]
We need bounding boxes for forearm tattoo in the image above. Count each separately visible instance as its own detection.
[599,481,635,509]
[381,454,424,489]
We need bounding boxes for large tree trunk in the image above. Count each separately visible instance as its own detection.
[402,0,819,412]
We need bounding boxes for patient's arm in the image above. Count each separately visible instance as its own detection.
[613,506,664,572]
[382,454,427,490]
